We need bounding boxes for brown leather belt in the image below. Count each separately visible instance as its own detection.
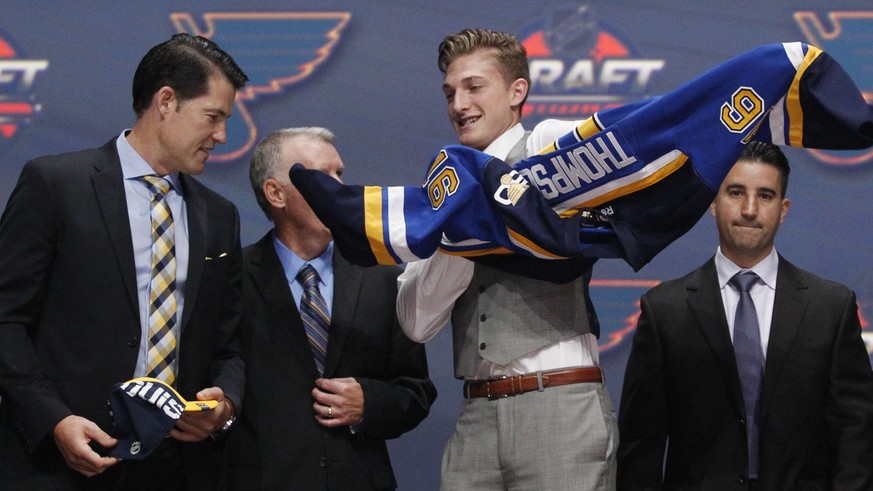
[463,366,603,400]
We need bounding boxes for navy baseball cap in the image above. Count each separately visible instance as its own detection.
[107,377,218,460]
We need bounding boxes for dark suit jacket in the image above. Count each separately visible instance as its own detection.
[0,138,244,488]
[617,256,873,491]
[224,233,436,491]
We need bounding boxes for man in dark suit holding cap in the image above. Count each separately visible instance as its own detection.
[0,34,248,490]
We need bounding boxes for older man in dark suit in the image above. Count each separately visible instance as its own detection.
[617,141,873,490]
[0,34,248,490]
[223,127,436,491]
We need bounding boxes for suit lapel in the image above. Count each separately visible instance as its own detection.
[250,234,321,376]
[687,260,746,417]
[91,141,138,315]
[178,174,206,332]
[761,258,808,412]
[323,252,363,377]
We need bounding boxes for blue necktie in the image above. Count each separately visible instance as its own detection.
[730,271,764,479]
[297,264,330,376]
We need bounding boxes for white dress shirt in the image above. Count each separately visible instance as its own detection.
[397,120,601,378]
[715,246,779,358]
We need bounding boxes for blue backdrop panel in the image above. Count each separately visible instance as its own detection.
[2,2,872,489]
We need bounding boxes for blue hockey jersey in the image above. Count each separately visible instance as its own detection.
[290,42,873,271]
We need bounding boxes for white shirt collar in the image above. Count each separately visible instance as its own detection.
[482,123,525,161]
[715,246,779,290]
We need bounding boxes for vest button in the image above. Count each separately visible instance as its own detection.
[480,314,487,322]
[479,342,487,350]
[127,337,139,348]
[319,457,328,468]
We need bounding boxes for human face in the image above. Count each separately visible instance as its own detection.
[710,160,790,268]
[274,138,345,232]
[156,74,236,175]
[442,49,527,151]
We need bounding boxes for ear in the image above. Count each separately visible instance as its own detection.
[779,198,790,224]
[263,178,285,209]
[156,86,176,116]
[709,200,717,217]
[509,78,529,109]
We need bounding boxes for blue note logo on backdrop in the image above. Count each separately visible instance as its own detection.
[0,31,48,154]
[170,12,351,162]
[517,3,664,126]
[795,11,873,167]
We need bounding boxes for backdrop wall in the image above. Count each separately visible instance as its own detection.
[2,2,872,489]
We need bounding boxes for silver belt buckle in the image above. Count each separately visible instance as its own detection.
[487,375,509,400]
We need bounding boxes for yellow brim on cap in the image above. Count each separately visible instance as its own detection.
[185,400,219,411]
[126,377,219,411]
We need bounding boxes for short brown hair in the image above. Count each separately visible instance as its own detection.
[438,28,530,106]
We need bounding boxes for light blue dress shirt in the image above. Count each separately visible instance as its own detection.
[272,233,334,316]
[116,131,189,379]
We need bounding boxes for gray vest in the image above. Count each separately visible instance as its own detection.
[450,133,592,378]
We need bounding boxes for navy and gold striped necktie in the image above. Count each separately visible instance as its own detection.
[141,175,177,385]
[297,264,330,376]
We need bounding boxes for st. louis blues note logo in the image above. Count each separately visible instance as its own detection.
[0,31,48,154]
[171,12,351,162]
[517,3,664,125]
[795,11,873,167]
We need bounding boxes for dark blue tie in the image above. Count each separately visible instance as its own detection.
[730,271,764,479]
[297,264,330,376]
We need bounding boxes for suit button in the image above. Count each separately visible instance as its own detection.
[739,417,745,425]
[738,476,747,485]
[127,337,139,348]
[319,457,328,468]
[480,314,487,322]
[479,342,487,350]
